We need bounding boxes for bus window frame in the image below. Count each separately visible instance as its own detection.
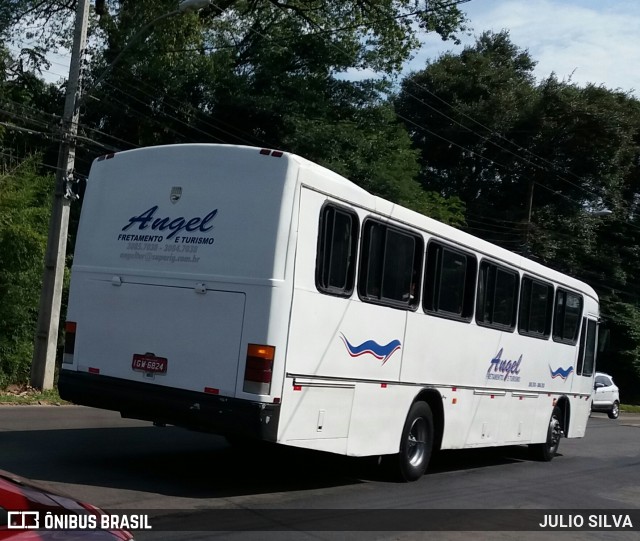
[315,202,360,298]
[552,288,584,345]
[357,217,424,311]
[422,239,477,323]
[518,275,554,340]
[475,259,519,332]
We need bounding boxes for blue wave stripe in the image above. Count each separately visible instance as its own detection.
[340,334,401,363]
[549,365,574,379]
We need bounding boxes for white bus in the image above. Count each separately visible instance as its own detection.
[59,144,599,481]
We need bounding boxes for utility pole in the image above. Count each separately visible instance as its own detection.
[524,177,535,256]
[31,0,90,389]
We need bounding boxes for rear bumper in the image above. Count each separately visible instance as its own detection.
[58,370,279,441]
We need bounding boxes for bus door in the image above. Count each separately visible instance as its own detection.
[570,316,598,434]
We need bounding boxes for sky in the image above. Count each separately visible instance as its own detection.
[411,0,640,95]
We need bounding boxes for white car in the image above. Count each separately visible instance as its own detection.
[592,372,620,419]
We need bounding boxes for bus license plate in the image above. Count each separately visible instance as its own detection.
[132,353,167,374]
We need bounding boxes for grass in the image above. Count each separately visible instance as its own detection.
[620,404,640,413]
[0,386,68,405]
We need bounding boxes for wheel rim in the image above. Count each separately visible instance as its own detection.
[549,415,561,450]
[407,417,427,467]
[612,402,619,417]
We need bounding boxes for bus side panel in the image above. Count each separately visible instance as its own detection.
[277,380,354,453]
[278,187,412,455]
[285,188,405,383]
[345,384,418,456]
[278,376,425,457]
[403,295,589,449]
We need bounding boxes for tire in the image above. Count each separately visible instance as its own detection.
[608,401,620,419]
[393,401,434,482]
[529,405,562,461]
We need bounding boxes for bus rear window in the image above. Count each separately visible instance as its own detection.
[315,204,359,297]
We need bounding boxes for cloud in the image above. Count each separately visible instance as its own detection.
[409,0,640,95]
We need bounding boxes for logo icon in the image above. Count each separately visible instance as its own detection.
[340,333,401,365]
[549,365,574,380]
[170,186,182,204]
[8,511,40,529]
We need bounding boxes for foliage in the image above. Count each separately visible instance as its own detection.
[0,159,51,387]
[10,1,467,70]
[397,31,640,398]
[75,0,467,222]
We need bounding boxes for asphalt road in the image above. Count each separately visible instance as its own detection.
[1,406,639,540]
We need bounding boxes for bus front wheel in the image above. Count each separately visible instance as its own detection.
[394,401,434,482]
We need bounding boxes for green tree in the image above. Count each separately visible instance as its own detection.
[397,31,640,400]
[74,0,467,222]
[0,159,51,387]
[396,31,540,236]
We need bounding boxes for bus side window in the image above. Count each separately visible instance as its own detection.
[552,289,583,345]
[423,241,476,321]
[476,261,519,331]
[358,220,423,309]
[518,276,554,339]
[315,204,359,297]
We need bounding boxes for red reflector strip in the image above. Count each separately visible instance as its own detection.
[519,396,524,400]
[273,397,281,404]
[451,387,457,392]
[88,367,100,374]
[490,395,495,399]
[204,387,219,395]
[293,385,302,391]
[380,383,387,388]
[65,321,77,333]
[258,149,283,157]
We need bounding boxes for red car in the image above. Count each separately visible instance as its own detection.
[0,470,133,540]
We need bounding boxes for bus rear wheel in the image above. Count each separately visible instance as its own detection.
[394,401,434,482]
[529,406,562,461]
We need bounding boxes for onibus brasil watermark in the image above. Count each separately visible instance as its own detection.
[7,511,152,531]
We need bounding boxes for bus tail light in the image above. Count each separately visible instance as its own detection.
[243,344,275,394]
[63,321,76,364]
